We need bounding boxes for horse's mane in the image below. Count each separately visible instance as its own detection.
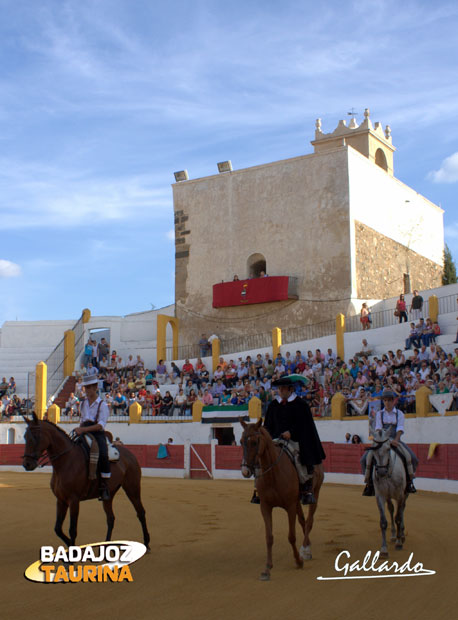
[40,418,72,440]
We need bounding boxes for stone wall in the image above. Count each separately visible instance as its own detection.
[355,221,443,299]
[172,148,354,345]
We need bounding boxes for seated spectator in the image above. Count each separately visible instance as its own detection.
[145,369,154,385]
[135,372,146,392]
[135,355,145,372]
[64,393,80,417]
[187,389,197,415]
[151,392,162,416]
[86,362,98,376]
[213,365,225,382]
[112,391,127,414]
[354,339,373,358]
[174,389,188,416]
[169,362,181,383]
[422,318,435,346]
[156,360,168,384]
[202,389,214,406]
[351,434,362,444]
[7,377,16,395]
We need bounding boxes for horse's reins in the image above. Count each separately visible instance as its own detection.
[241,431,286,478]
[366,436,396,477]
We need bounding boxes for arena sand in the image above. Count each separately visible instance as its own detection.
[0,472,456,620]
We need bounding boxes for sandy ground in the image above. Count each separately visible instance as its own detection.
[0,472,457,620]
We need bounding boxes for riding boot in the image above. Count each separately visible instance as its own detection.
[362,480,375,496]
[406,478,417,494]
[299,480,316,505]
[99,479,111,502]
[250,490,260,504]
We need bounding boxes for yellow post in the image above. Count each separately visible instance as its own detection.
[272,327,282,361]
[336,313,345,360]
[212,338,221,372]
[82,308,91,323]
[192,400,203,422]
[331,392,346,420]
[157,315,179,363]
[64,330,75,377]
[248,396,261,420]
[47,404,60,424]
[129,401,142,423]
[429,295,439,323]
[35,361,47,420]
[416,385,433,417]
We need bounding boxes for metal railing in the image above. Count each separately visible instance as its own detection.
[438,293,457,315]
[281,319,336,344]
[165,343,201,362]
[220,331,272,355]
[345,300,430,333]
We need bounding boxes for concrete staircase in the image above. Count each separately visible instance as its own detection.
[54,376,77,410]
[0,346,54,398]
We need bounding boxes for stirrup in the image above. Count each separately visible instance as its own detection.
[406,481,417,494]
[250,491,260,504]
[300,492,316,505]
[362,483,375,496]
[99,484,111,501]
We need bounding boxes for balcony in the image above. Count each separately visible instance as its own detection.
[213,276,298,308]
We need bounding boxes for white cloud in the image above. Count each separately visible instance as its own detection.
[0,260,21,278]
[428,152,458,184]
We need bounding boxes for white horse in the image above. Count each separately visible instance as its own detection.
[368,429,408,557]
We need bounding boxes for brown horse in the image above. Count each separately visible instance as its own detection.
[241,419,323,580]
[22,413,150,550]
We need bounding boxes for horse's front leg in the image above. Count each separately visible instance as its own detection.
[102,499,115,541]
[395,498,406,550]
[68,499,80,546]
[287,505,303,569]
[260,503,273,581]
[55,499,71,547]
[376,495,388,557]
[387,498,396,542]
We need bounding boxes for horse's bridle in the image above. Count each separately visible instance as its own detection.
[367,436,393,478]
[23,424,74,467]
[241,431,285,478]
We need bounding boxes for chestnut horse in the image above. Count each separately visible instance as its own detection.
[241,419,323,580]
[22,414,150,550]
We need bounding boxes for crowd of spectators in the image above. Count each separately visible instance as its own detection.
[66,312,457,421]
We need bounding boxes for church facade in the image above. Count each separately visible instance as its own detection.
[172,110,443,345]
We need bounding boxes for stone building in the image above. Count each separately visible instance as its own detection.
[172,109,444,345]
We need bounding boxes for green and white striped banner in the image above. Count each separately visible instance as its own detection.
[201,405,250,424]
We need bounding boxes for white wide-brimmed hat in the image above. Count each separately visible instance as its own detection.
[81,374,99,387]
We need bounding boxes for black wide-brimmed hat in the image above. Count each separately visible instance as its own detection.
[272,373,308,387]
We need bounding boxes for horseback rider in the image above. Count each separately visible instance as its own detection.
[73,374,111,501]
[251,375,326,505]
[362,389,418,496]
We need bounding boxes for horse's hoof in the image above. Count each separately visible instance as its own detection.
[145,547,151,554]
[395,543,403,550]
[380,551,389,558]
[296,560,304,569]
[259,572,270,581]
[390,536,396,542]
[300,545,312,561]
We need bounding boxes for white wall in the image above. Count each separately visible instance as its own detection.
[2,414,457,446]
[348,147,444,271]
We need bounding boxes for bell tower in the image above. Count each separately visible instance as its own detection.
[311,108,395,176]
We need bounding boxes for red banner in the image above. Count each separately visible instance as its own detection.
[213,276,295,308]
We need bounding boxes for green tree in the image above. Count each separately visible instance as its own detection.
[442,244,457,285]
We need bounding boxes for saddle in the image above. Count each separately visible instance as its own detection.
[77,434,120,480]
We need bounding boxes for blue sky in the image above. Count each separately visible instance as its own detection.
[1,0,458,322]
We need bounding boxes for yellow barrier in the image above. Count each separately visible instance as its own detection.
[129,401,142,423]
[331,392,346,420]
[336,313,345,360]
[272,328,282,362]
[47,404,60,424]
[35,361,47,420]
[212,338,221,372]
